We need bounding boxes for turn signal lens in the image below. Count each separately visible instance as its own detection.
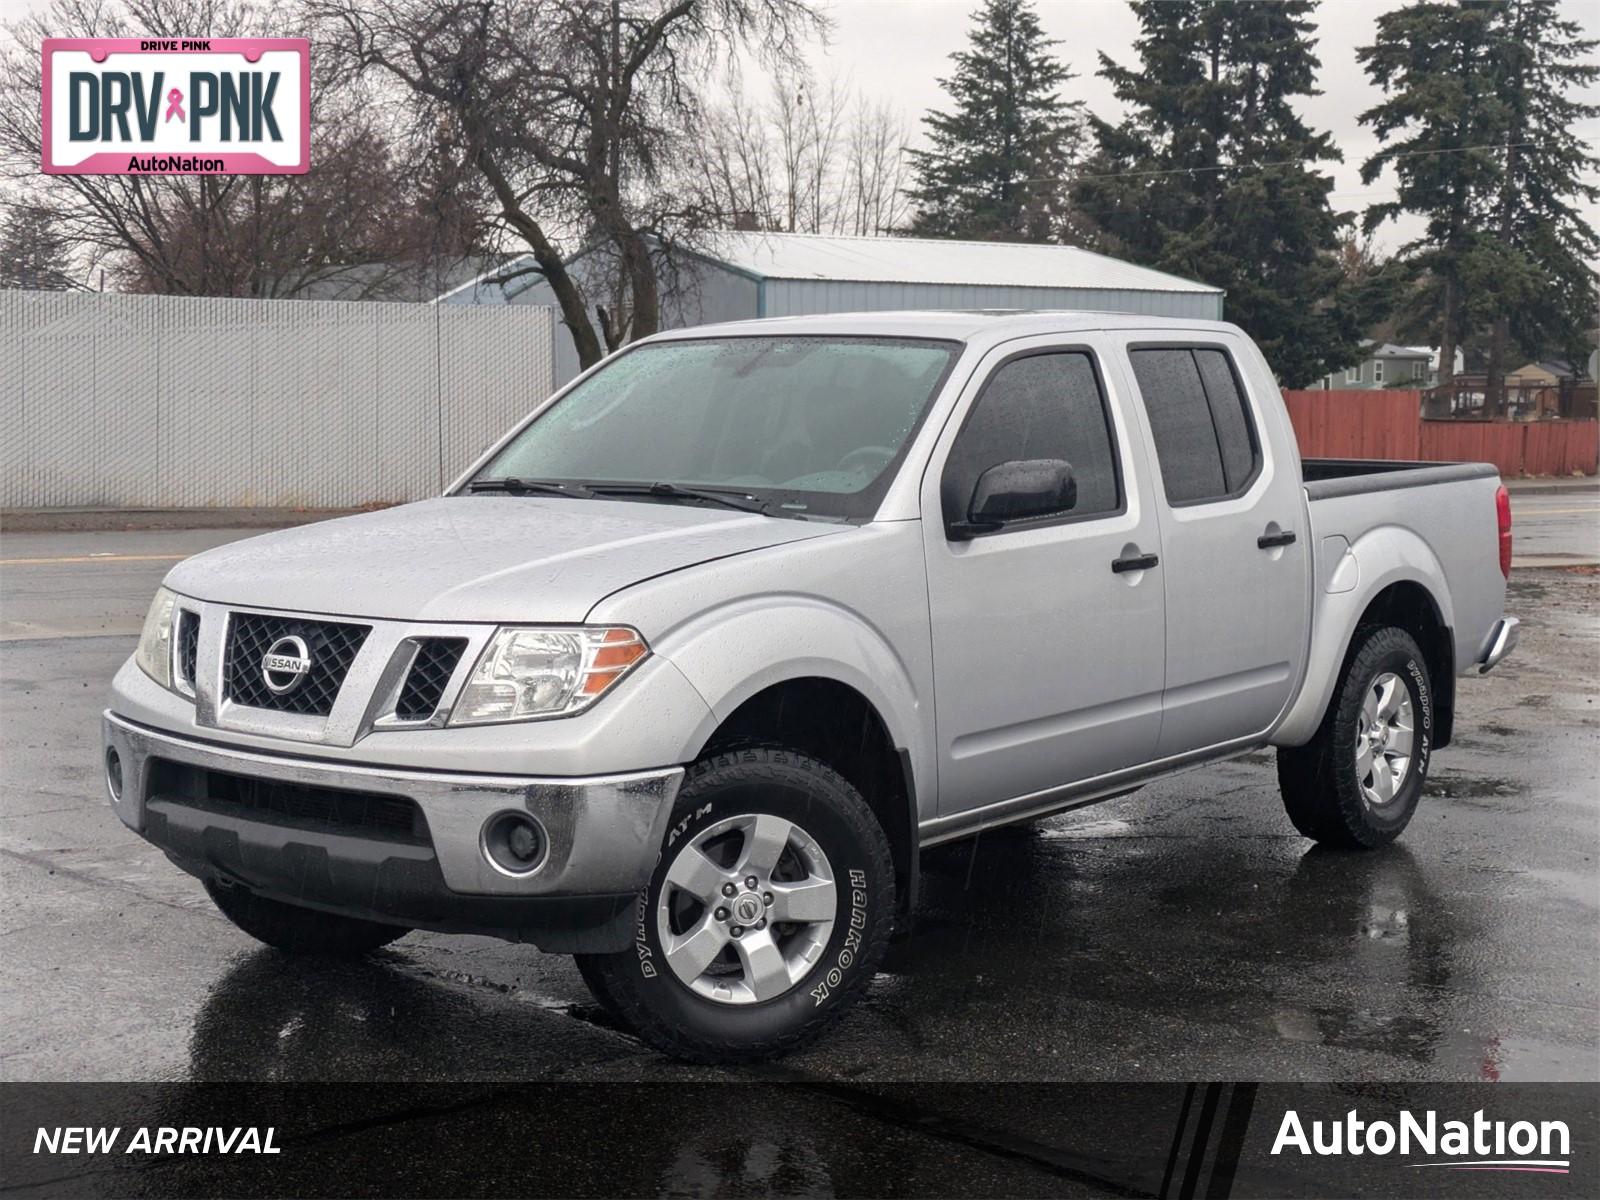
[449,626,648,725]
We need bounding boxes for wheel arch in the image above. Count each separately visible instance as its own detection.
[694,676,920,923]
[1274,531,1457,748]
[1350,580,1455,747]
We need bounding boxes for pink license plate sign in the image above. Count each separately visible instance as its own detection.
[42,38,309,175]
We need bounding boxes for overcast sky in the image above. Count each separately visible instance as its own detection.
[6,0,1598,256]
[802,0,1600,255]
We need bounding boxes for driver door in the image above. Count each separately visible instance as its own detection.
[921,337,1167,816]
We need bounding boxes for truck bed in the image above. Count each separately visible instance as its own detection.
[1302,458,1499,501]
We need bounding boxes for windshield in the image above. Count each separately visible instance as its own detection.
[470,335,962,520]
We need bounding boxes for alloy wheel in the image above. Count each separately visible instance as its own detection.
[1355,671,1415,809]
[655,813,837,1005]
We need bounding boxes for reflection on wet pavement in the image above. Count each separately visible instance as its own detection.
[3,573,1596,1087]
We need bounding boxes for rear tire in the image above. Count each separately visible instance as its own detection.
[205,880,410,956]
[1277,625,1434,849]
[576,746,894,1063]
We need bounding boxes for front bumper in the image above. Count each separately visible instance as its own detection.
[103,712,682,949]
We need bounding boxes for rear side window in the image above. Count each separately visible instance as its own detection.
[941,351,1120,525]
[1129,347,1260,504]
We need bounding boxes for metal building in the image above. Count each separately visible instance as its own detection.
[437,230,1225,386]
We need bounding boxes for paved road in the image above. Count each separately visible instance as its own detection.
[2,523,1596,1088]
[1507,489,1600,567]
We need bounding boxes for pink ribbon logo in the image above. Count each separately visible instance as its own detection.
[164,88,185,123]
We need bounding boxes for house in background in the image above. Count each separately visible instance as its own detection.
[438,230,1225,387]
[1501,359,1596,420]
[1311,341,1463,390]
[1507,359,1584,388]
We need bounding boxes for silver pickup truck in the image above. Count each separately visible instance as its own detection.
[103,311,1518,1061]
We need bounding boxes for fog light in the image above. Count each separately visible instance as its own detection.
[481,812,546,876]
[105,747,123,802]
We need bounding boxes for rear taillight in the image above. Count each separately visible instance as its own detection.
[1495,484,1512,578]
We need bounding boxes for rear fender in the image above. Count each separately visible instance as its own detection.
[1272,525,1454,747]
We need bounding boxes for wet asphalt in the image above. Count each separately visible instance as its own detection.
[1,520,1596,1089]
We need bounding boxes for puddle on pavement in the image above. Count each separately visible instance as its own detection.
[1036,817,1134,840]
[1478,1035,1597,1082]
[1424,774,1525,801]
[1359,902,1410,942]
[1547,691,1599,713]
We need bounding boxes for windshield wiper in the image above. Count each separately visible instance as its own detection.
[468,477,593,497]
[583,481,776,516]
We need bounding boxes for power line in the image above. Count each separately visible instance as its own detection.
[1022,139,1555,184]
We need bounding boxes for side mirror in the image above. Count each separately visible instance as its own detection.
[952,459,1077,539]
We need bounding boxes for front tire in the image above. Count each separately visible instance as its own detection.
[1277,625,1434,849]
[575,746,894,1063]
[204,880,410,956]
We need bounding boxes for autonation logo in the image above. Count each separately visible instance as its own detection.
[1272,1108,1571,1175]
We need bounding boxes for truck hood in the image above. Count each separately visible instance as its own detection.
[164,496,847,623]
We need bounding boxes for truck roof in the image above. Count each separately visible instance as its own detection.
[648,309,1247,346]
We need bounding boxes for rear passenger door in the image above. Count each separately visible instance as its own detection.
[922,338,1166,815]
[1117,337,1311,757]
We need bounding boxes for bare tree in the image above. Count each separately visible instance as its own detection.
[0,0,484,299]
[694,100,776,230]
[842,94,911,235]
[311,0,823,368]
[772,75,846,233]
[688,73,910,236]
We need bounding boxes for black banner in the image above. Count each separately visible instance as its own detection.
[3,1082,1595,1197]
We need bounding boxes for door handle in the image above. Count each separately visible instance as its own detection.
[1111,552,1159,574]
[1257,530,1298,549]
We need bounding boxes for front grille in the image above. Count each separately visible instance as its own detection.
[395,638,468,721]
[223,613,370,716]
[149,760,429,845]
[176,609,200,686]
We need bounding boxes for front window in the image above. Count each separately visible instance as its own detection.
[471,336,961,520]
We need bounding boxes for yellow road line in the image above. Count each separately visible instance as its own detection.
[0,553,188,566]
[1513,507,1600,516]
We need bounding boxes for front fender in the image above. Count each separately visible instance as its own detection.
[652,594,931,800]
[1272,525,1454,747]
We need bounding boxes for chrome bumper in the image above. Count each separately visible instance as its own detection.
[102,711,682,897]
[1477,617,1520,674]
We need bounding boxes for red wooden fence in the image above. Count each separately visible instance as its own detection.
[1281,390,1420,460]
[1281,389,1598,477]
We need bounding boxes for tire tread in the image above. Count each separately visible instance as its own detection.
[1278,624,1431,849]
[576,746,894,1064]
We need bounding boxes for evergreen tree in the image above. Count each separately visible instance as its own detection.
[1482,1,1598,406]
[1358,2,1510,399]
[1361,2,1598,412]
[905,0,1082,241]
[1074,1,1364,387]
[0,203,76,291]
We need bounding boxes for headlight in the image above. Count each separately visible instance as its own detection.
[449,626,647,725]
[134,587,177,688]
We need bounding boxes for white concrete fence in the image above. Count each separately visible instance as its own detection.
[1,290,556,509]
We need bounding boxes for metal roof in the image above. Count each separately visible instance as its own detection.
[651,309,1241,343]
[1362,341,1432,360]
[434,232,1223,303]
[690,231,1222,295]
